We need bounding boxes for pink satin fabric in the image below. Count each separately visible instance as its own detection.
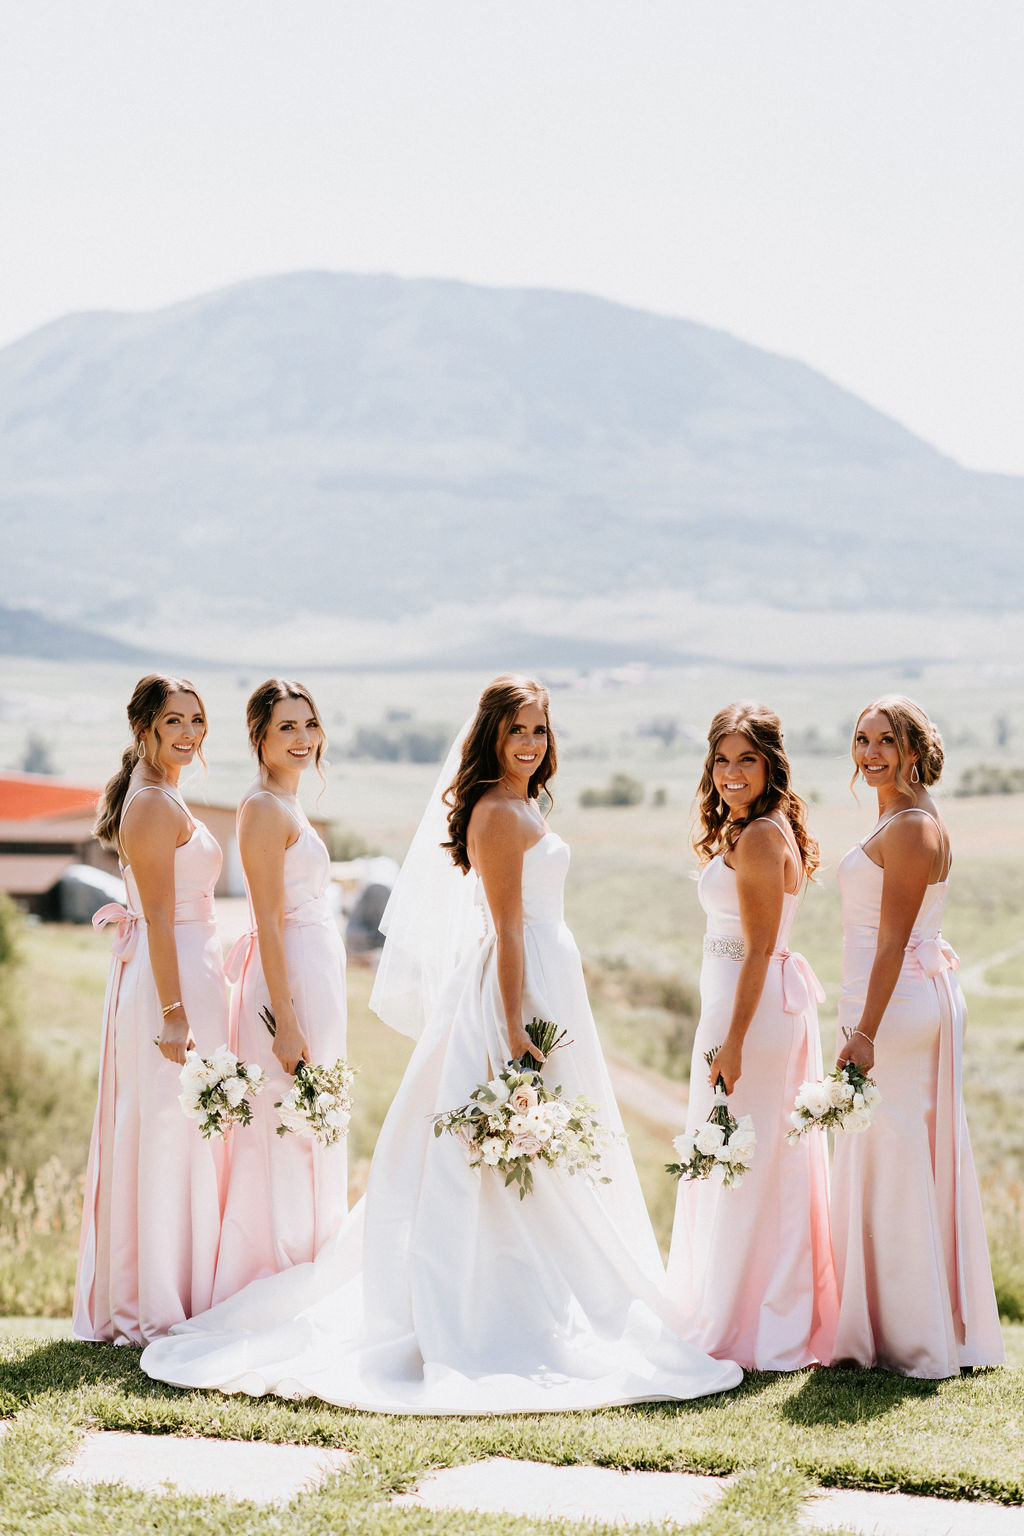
[211,810,347,1305]
[73,801,228,1345]
[667,855,838,1370]
[829,845,1004,1377]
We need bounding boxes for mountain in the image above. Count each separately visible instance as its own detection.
[0,272,1019,663]
[0,604,142,662]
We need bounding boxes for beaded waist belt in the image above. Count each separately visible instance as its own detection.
[703,934,745,961]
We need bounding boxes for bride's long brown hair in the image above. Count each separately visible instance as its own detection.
[694,701,818,878]
[442,675,557,874]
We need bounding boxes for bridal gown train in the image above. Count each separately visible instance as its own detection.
[142,831,742,1411]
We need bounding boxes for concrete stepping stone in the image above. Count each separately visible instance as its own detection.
[392,1457,1024,1534]
[55,1430,352,1504]
[391,1457,727,1525]
[804,1484,1024,1536]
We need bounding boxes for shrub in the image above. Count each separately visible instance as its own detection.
[579,773,645,809]
[954,764,1024,797]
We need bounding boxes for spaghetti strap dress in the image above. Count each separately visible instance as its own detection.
[141,830,742,1411]
[667,819,838,1369]
[829,808,1004,1376]
[73,784,228,1344]
[212,793,348,1303]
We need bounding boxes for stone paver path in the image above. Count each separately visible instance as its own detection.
[43,1435,1024,1533]
[55,1430,352,1504]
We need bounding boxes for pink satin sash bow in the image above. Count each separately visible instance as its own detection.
[774,949,826,1016]
[225,931,255,985]
[92,902,140,962]
[906,935,960,979]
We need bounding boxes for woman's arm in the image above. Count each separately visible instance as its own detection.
[121,793,195,1065]
[470,803,544,1064]
[837,814,942,1070]
[707,822,787,1093]
[239,796,310,1075]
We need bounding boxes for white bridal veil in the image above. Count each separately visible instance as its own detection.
[368,722,484,1040]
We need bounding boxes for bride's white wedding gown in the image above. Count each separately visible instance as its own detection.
[141,831,742,1412]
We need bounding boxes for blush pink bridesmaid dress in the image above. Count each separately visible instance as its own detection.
[667,820,838,1370]
[212,793,347,1304]
[829,808,1004,1377]
[73,784,228,1345]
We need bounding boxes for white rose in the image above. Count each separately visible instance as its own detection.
[546,1102,571,1127]
[796,1082,830,1118]
[712,1140,734,1162]
[325,1107,350,1130]
[852,1092,865,1110]
[178,1091,204,1121]
[863,1084,882,1107]
[841,1107,872,1134]
[694,1122,726,1156]
[223,1076,248,1108]
[672,1133,696,1163]
[245,1063,264,1088]
[828,1077,855,1109]
[210,1045,238,1080]
[315,1092,335,1114]
[486,1078,511,1104]
[480,1136,503,1165]
[728,1120,757,1165]
[790,1111,806,1129]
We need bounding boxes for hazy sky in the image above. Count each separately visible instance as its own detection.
[3,1,1022,473]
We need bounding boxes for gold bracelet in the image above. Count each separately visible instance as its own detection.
[161,1000,183,1018]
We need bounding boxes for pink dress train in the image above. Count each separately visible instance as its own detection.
[212,794,347,1304]
[829,815,1004,1377]
[667,839,838,1370]
[73,785,228,1345]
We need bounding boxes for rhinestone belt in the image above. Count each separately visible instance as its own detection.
[703,934,746,961]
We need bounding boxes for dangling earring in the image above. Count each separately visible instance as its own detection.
[910,763,920,784]
[137,740,146,762]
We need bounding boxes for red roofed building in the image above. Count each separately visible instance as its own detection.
[0,771,101,823]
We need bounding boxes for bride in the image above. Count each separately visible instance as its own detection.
[141,676,741,1412]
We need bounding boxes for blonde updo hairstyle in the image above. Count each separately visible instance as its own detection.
[442,675,557,874]
[246,679,327,789]
[695,701,819,879]
[850,695,944,798]
[94,674,207,849]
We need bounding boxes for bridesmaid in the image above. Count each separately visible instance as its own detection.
[667,703,837,1369]
[212,680,347,1303]
[831,696,1004,1376]
[74,675,227,1344]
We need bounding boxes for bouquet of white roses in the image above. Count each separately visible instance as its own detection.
[260,1007,357,1147]
[433,1018,613,1199]
[787,1059,881,1142]
[178,1045,264,1140]
[666,1048,756,1188]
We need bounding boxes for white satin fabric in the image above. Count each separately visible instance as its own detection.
[142,831,742,1411]
[829,844,1004,1377]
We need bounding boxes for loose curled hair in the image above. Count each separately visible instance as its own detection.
[246,679,327,790]
[442,675,557,874]
[850,695,944,798]
[94,674,207,849]
[694,701,819,879]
